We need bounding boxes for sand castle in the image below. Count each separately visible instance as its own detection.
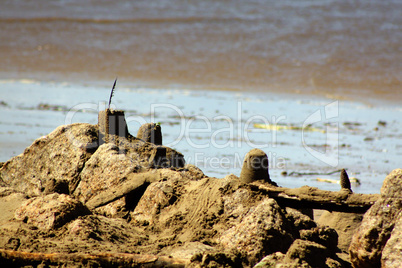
[0,108,400,267]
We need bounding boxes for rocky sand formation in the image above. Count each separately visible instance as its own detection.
[0,109,401,267]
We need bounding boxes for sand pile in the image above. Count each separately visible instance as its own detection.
[0,110,400,267]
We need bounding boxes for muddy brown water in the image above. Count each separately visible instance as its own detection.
[0,0,401,103]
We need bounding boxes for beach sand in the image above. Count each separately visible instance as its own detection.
[0,2,401,266]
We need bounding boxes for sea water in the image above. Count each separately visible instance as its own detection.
[0,1,401,102]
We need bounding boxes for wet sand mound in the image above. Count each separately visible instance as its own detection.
[0,111,400,267]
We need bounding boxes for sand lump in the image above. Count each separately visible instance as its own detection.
[0,117,401,267]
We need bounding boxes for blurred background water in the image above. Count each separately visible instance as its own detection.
[0,0,401,102]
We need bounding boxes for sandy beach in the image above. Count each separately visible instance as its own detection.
[1,1,402,267]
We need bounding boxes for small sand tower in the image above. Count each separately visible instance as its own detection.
[98,79,129,146]
[240,148,276,185]
[137,123,162,145]
[98,108,129,146]
[340,169,352,193]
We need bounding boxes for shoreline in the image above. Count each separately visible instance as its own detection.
[1,78,401,194]
[1,74,400,108]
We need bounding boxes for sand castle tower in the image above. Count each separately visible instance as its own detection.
[137,123,162,145]
[98,108,129,146]
[240,148,277,185]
